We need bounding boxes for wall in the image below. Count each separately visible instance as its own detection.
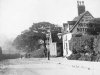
[50,43,57,56]
[63,33,72,57]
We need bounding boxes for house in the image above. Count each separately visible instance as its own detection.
[62,1,94,57]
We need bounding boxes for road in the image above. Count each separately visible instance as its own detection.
[0,57,98,75]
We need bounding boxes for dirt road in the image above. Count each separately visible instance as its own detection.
[0,58,98,75]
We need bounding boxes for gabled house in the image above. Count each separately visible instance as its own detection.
[62,1,94,57]
[69,11,94,34]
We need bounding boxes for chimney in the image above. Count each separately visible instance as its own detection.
[63,23,69,32]
[82,1,84,5]
[77,1,85,16]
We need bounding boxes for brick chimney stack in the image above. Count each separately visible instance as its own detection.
[77,1,85,16]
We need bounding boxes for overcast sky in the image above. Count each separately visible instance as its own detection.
[0,0,100,39]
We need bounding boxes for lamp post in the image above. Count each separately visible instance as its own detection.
[46,29,50,60]
[38,27,51,60]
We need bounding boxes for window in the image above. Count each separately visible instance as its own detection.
[81,19,84,22]
[85,28,87,31]
[81,24,83,27]
[77,28,79,32]
[80,28,82,32]
[79,23,82,27]
[82,28,84,32]
[78,24,80,27]
[85,24,87,27]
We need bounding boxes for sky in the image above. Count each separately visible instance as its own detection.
[0,0,100,39]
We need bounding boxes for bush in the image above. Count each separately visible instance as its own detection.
[67,53,81,60]
[68,34,100,61]
[92,35,100,61]
[69,34,95,61]
[0,54,20,61]
[26,49,45,58]
[70,35,94,53]
[79,54,91,61]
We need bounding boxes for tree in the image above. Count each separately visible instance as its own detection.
[0,47,2,55]
[87,18,100,35]
[13,22,62,52]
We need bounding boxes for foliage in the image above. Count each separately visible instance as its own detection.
[67,53,81,60]
[92,35,100,61]
[68,34,95,61]
[93,35,100,53]
[0,54,20,61]
[69,34,100,61]
[87,18,100,35]
[13,22,62,52]
[0,47,2,54]
[69,35,94,54]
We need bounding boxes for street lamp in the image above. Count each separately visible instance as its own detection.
[38,27,51,60]
[46,29,50,60]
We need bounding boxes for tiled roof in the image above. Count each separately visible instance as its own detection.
[73,12,86,21]
[89,18,100,24]
[69,11,93,32]
[68,21,76,25]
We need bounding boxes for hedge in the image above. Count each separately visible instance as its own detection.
[68,34,96,61]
